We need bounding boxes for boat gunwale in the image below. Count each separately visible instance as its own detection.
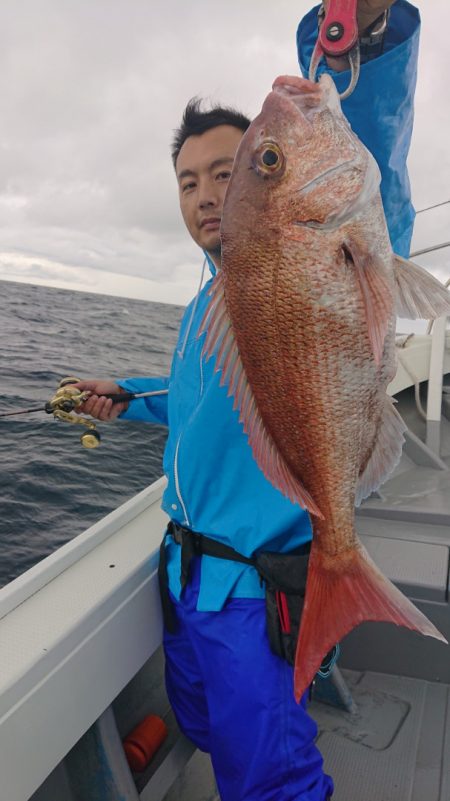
[0,477,167,621]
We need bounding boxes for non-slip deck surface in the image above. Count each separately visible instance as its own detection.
[161,670,450,801]
[312,670,450,801]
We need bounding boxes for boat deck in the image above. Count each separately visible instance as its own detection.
[161,623,450,796]
[161,668,450,801]
[312,670,450,801]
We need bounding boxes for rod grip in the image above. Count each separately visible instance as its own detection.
[103,392,134,404]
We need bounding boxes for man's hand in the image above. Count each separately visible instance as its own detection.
[72,379,129,421]
[323,0,395,35]
[322,0,395,71]
[354,1,396,35]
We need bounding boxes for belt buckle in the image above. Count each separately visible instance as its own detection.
[168,520,183,545]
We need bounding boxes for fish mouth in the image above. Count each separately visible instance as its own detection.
[272,75,324,100]
[272,74,332,117]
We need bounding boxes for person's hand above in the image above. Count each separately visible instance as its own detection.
[354,0,396,34]
[323,0,395,33]
[322,0,395,71]
[72,379,129,421]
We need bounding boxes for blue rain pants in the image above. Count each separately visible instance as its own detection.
[163,557,334,801]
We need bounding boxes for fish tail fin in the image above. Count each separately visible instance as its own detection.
[294,538,447,701]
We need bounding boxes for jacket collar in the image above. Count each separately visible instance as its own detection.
[204,250,218,277]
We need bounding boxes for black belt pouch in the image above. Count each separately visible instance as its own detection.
[255,547,310,666]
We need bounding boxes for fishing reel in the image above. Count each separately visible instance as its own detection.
[46,377,101,449]
[2,377,153,447]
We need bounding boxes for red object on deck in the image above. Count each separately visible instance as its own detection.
[123,714,168,772]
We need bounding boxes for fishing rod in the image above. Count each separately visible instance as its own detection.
[410,200,450,256]
[0,377,167,448]
[416,199,450,215]
[410,241,450,258]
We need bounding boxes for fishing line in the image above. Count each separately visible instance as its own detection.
[416,199,450,215]
[411,200,450,256]
[0,406,46,418]
[410,241,450,258]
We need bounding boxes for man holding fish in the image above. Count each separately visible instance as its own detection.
[75,3,448,799]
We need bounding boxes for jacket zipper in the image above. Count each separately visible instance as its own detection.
[173,436,190,526]
[172,257,210,526]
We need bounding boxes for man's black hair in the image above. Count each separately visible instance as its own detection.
[171,98,251,168]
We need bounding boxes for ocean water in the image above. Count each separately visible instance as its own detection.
[0,279,184,588]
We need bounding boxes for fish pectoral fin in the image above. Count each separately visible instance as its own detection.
[199,272,323,518]
[293,539,447,702]
[356,395,406,505]
[284,235,393,366]
[394,255,450,319]
[344,241,394,366]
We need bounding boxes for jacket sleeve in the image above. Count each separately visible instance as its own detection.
[297,0,420,258]
[117,376,169,425]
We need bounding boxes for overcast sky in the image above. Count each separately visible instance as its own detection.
[1,1,449,307]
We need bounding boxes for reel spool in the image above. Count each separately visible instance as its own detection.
[47,377,101,448]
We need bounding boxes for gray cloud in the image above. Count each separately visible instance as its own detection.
[1,1,449,304]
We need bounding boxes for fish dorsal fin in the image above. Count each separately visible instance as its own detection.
[344,240,393,366]
[199,273,323,518]
[394,255,450,319]
[356,395,406,505]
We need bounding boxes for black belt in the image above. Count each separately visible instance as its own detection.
[158,521,257,632]
[172,520,255,580]
[158,522,338,679]
[158,520,310,634]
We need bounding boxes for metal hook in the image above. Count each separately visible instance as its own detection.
[308,0,360,100]
[309,39,360,101]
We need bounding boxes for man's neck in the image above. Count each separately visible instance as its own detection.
[207,247,222,270]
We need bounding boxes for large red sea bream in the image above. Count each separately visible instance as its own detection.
[201,75,449,700]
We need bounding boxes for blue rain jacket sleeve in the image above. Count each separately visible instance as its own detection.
[117,376,169,425]
[297,0,420,258]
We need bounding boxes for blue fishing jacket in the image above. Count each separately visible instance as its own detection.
[119,2,420,612]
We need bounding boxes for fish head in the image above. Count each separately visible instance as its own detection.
[222,74,381,242]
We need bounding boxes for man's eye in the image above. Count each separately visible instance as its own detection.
[182,182,196,193]
[216,171,232,181]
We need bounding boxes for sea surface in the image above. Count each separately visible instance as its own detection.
[0,279,184,588]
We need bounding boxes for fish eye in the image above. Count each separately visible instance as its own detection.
[262,149,279,167]
[253,142,284,176]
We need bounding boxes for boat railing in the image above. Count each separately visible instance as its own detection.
[426,315,448,453]
[394,311,450,456]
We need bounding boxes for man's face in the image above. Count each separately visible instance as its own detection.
[176,125,244,265]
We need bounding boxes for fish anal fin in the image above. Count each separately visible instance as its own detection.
[199,273,323,518]
[356,395,406,505]
[345,240,394,366]
[394,255,450,320]
[294,540,447,701]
